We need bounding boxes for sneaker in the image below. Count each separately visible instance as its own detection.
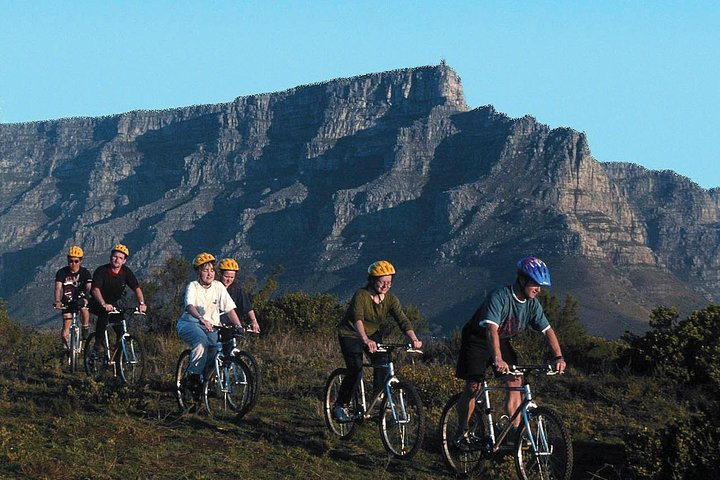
[333,404,352,423]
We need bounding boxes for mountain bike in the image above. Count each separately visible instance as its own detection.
[323,343,425,459]
[56,302,88,373]
[175,324,256,421]
[439,364,573,480]
[83,307,145,386]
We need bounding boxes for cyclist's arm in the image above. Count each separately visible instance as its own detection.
[246,309,260,333]
[186,304,214,331]
[54,281,63,309]
[543,327,566,373]
[354,320,377,354]
[92,286,114,313]
[132,285,147,313]
[485,323,509,374]
[404,329,422,349]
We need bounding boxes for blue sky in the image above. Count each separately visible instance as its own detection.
[1,1,718,189]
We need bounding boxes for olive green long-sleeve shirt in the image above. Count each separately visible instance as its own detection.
[337,288,413,338]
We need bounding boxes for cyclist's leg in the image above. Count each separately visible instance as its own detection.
[93,311,109,352]
[368,333,388,397]
[60,313,72,350]
[501,340,521,428]
[80,308,91,340]
[337,335,364,407]
[177,321,214,379]
[455,324,491,436]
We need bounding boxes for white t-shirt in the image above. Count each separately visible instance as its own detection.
[178,280,237,326]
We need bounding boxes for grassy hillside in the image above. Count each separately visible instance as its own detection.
[0,299,717,479]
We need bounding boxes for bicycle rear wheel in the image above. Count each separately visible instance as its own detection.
[175,349,200,412]
[440,392,489,477]
[322,368,360,440]
[203,357,252,422]
[515,406,573,480]
[83,333,110,381]
[379,380,425,459]
[234,351,261,417]
[117,335,144,386]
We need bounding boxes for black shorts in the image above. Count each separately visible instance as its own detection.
[455,323,518,381]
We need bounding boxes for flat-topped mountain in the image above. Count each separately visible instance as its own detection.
[1,64,717,336]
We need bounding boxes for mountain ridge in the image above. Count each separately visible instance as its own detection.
[1,63,717,336]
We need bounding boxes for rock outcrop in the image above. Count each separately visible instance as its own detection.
[1,64,717,336]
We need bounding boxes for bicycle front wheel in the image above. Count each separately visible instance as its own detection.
[439,392,488,477]
[234,351,261,417]
[83,333,110,381]
[69,325,81,373]
[515,406,573,480]
[203,357,253,422]
[379,380,425,459]
[118,335,144,386]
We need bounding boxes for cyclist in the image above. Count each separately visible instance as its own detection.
[88,244,147,355]
[53,245,92,352]
[454,256,566,450]
[333,260,423,423]
[176,253,245,393]
[217,258,260,333]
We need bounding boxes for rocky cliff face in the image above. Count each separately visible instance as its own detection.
[1,64,717,336]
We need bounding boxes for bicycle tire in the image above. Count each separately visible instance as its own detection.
[322,368,360,440]
[379,380,425,459]
[117,335,144,386]
[69,324,81,373]
[203,357,252,422]
[439,392,490,477]
[83,333,110,381]
[175,349,201,413]
[515,406,573,480]
[234,351,261,417]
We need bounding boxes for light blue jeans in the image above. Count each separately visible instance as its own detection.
[177,320,218,376]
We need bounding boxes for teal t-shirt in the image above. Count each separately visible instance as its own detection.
[472,286,550,339]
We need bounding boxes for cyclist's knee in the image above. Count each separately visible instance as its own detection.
[464,379,481,395]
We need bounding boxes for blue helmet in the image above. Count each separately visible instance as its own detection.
[517,257,551,286]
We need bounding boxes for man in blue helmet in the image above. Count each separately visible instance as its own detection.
[454,256,566,450]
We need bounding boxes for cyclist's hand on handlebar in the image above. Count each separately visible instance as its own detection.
[364,338,378,353]
[494,358,511,375]
[248,321,260,334]
[137,303,147,314]
[54,301,62,310]
[411,338,422,350]
[200,317,214,332]
[553,357,567,374]
[103,303,114,313]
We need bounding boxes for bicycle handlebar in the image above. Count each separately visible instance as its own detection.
[108,307,146,316]
[508,364,562,376]
[375,343,423,355]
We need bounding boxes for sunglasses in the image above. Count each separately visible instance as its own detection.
[68,259,81,264]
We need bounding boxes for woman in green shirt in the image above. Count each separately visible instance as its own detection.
[333,260,423,423]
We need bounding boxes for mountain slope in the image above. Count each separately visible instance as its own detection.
[0,64,717,336]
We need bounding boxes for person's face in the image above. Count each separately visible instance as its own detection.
[523,279,542,299]
[68,257,82,271]
[197,263,215,285]
[110,252,127,269]
[220,270,236,288]
[373,275,393,295]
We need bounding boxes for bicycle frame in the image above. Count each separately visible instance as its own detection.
[354,345,416,424]
[476,381,538,454]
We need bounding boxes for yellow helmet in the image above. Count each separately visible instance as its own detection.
[112,244,130,257]
[367,260,396,277]
[218,258,239,271]
[67,246,84,258]
[193,252,216,269]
